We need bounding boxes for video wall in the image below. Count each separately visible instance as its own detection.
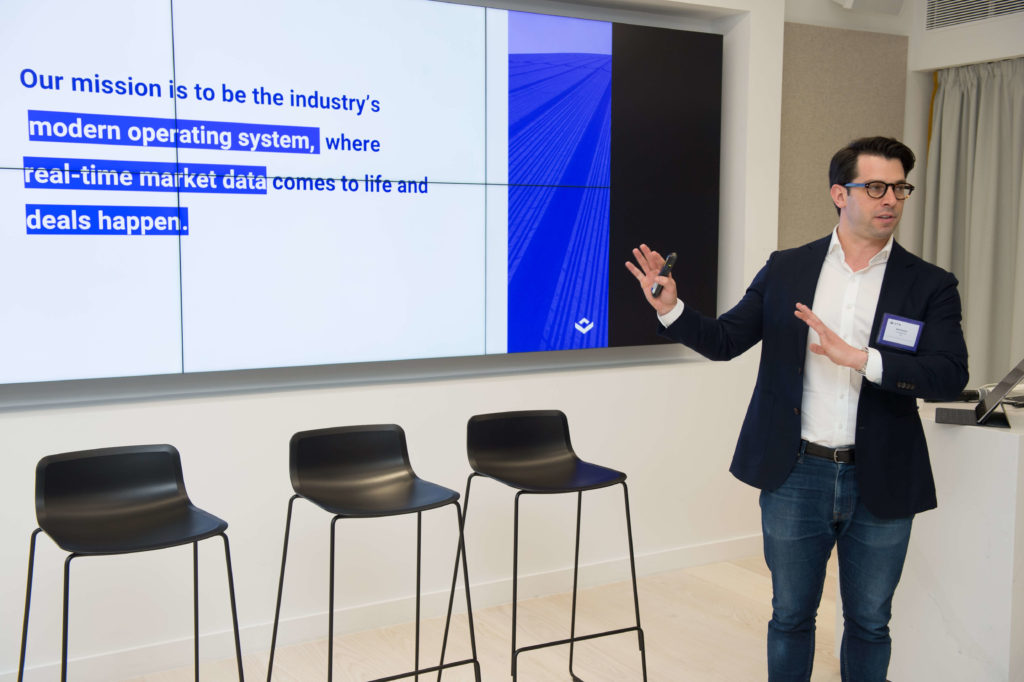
[0,0,721,384]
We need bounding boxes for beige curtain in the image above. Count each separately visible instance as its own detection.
[922,57,1024,385]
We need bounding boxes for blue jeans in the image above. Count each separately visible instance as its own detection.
[760,454,913,682]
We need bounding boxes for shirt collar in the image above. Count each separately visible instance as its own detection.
[826,226,893,267]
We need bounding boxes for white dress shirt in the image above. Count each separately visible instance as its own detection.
[801,229,887,447]
[659,228,888,448]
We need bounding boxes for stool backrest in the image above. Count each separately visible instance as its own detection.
[289,424,414,500]
[35,444,190,533]
[466,410,577,475]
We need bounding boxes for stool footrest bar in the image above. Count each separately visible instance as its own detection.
[514,625,644,658]
[368,657,480,682]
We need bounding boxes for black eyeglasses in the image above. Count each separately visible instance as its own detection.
[844,181,915,200]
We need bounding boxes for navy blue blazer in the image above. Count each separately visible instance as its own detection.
[663,236,968,519]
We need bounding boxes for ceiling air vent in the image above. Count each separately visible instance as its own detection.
[926,0,1024,29]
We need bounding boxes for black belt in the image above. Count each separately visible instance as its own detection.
[800,440,855,464]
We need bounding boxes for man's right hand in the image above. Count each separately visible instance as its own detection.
[625,243,678,316]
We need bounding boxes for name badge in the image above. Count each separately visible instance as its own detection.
[877,313,923,352]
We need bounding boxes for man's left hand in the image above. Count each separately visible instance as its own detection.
[794,302,867,371]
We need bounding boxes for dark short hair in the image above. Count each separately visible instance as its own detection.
[829,136,915,214]
[829,136,915,187]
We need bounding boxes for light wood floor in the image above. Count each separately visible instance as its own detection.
[126,554,841,681]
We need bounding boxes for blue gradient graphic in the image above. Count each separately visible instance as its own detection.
[507,11,611,55]
[507,13,611,352]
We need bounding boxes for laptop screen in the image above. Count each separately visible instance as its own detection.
[976,356,1024,421]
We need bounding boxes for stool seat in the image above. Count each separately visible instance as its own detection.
[466,409,627,493]
[42,505,227,555]
[473,457,626,493]
[18,444,244,682]
[299,476,458,518]
[457,410,647,680]
[267,424,480,682]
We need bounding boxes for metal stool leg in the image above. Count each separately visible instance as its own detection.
[362,502,481,682]
[457,501,482,682]
[500,484,646,680]
[437,480,481,682]
[568,491,583,682]
[220,534,246,681]
[18,529,43,682]
[194,542,200,681]
[329,516,341,682]
[437,511,460,681]
[415,511,422,681]
[267,495,299,681]
[271,491,478,682]
[621,483,647,681]
[61,554,78,682]
[511,491,524,680]
[21,532,245,682]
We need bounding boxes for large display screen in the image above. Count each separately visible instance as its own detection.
[0,0,721,384]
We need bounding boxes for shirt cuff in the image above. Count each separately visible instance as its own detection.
[863,347,883,384]
[658,299,685,327]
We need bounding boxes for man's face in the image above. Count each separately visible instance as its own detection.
[832,154,907,245]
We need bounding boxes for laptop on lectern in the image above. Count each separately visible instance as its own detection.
[934,357,1024,428]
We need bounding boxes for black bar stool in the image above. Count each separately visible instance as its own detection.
[267,424,480,681]
[17,444,245,682]
[454,410,646,680]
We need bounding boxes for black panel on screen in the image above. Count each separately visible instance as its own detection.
[608,25,722,347]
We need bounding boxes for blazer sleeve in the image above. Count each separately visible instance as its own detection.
[875,269,969,401]
[659,257,770,361]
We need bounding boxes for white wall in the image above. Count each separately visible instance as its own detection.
[781,0,1024,263]
[907,2,1024,71]
[1,0,786,680]
[785,0,913,34]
